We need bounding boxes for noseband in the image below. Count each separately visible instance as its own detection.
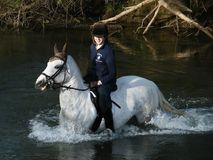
[41,55,67,89]
[41,55,89,91]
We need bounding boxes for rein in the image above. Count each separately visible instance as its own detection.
[42,55,89,91]
[53,83,89,91]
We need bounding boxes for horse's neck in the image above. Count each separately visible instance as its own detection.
[60,56,92,109]
[62,56,89,99]
[59,56,96,128]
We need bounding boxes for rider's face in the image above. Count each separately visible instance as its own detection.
[93,35,105,45]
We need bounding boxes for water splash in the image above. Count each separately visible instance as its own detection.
[148,107,213,132]
[28,102,213,144]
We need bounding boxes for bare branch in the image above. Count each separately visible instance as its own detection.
[143,4,161,34]
[136,5,158,33]
[99,0,155,24]
[159,0,213,39]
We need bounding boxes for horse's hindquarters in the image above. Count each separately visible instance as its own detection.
[112,76,160,127]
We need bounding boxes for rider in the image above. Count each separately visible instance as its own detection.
[84,23,117,133]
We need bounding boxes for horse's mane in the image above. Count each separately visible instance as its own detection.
[67,55,85,86]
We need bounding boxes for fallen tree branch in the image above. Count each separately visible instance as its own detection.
[159,0,213,39]
[99,0,155,24]
[136,5,158,33]
[143,4,161,34]
[98,0,213,39]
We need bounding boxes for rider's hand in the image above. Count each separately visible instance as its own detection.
[97,80,102,86]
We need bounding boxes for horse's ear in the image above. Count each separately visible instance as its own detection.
[62,43,67,56]
[54,43,59,55]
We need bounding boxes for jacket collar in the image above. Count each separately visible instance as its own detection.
[93,42,107,50]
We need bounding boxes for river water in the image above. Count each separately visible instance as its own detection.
[0,29,213,160]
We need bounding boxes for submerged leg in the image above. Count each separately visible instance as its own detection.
[97,84,115,132]
[90,115,102,132]
[103,108,115,132]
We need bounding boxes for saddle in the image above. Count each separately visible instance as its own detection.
[90,89,99,113]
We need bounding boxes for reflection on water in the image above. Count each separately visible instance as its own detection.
[0,29,213,160]
[56,137,161,160]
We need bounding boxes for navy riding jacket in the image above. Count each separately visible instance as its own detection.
[89,42,116,85]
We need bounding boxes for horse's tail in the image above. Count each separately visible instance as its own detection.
[157,89,185,116]
[157,88,198,126]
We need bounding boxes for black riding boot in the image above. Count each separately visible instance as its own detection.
[104,109,115,132]
[90,115,102,132]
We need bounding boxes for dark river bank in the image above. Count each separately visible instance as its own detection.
[0,29,213,160]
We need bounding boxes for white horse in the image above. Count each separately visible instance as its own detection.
[35,44,184,133]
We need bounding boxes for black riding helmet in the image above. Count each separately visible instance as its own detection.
[91,23,108,36]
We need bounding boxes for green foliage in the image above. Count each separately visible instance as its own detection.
[0,0,22,8]
[105,0,125,15]
[15,0,22,5]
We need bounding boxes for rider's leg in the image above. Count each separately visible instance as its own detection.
[98,84,115,132]
[90,114,102,132]
[103,107,115,132]
[90,87,103,132]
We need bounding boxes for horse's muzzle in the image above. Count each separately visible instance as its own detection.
[35,80,48,91]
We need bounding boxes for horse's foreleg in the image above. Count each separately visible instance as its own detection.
[135,110,152,124]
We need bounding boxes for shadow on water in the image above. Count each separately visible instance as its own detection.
[0,29,213,160]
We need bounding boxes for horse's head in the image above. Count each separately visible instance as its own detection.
[35,43,69,91]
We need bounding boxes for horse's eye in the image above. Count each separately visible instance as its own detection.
[55,65,62,69]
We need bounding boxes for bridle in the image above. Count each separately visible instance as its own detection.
[41,55,121,109]
[41,55,89,91]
